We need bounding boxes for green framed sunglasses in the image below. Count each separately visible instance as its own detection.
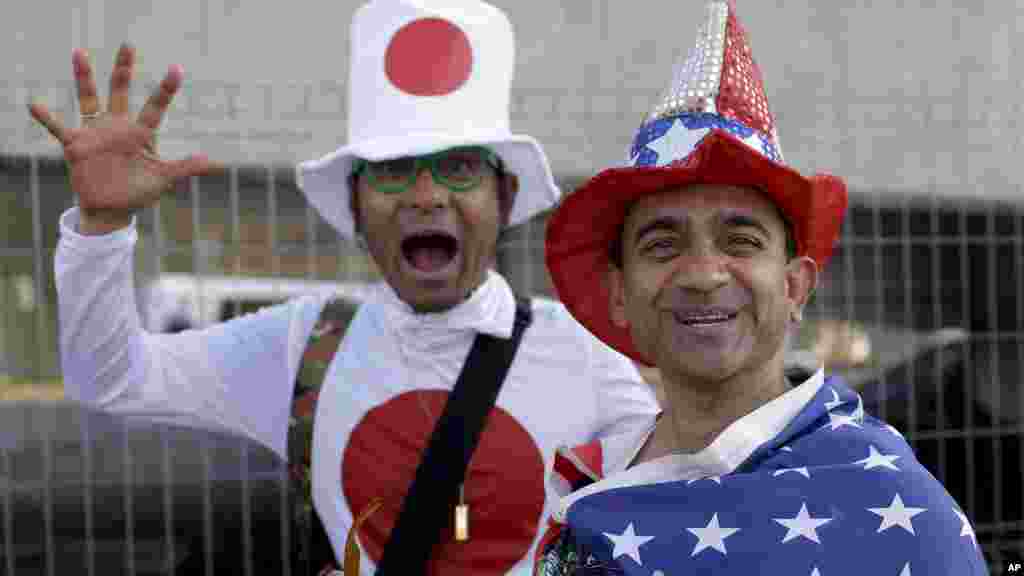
[351,146,502,194]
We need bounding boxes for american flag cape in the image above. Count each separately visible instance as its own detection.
[535,375,989,575]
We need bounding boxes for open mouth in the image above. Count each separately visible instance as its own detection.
[401,232,459,273]
[673,311,738,327]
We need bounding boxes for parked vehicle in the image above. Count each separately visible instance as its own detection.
[138,273,377,334]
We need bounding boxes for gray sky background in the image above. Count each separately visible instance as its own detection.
[1,2,1019,205]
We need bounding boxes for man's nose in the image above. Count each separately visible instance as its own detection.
[669,248,731,293]
[407,167,449,211]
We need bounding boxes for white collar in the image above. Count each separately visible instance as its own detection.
[370,269,516,339]
[557,367,825,519]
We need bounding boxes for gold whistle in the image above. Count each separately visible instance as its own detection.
[455,484,469,542]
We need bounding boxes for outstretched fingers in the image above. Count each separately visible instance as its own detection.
[28,102,73,147]
[137,64,183,131]
[108,43,135,116]
[73,49,101,117]
[156,154,223,182]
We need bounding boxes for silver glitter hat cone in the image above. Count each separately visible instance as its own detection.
[629,0,785,168]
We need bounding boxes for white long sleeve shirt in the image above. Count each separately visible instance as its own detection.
[55,207,661,575]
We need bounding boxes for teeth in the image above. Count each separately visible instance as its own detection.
[680,313,734,325]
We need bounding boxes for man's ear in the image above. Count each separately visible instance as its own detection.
[500,173,519,227]
[608,261,629,329]
[785,255,818,323]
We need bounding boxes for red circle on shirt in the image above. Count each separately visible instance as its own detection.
[384,18,473,96]
[342,390,546,574]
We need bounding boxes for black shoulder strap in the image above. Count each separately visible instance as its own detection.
[375,296,534,575]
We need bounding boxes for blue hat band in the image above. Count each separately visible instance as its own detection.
[629,112,782,168]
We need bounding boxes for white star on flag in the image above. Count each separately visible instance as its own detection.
[773,467,811,479]
[602,522,655,566]
[851,394,865,421]
[810,568,822,576]
[687,512,741,556]
[953,508,978,548]
[687,475,723,485]
[827,411,863,431]
[646,120,709,166]
[868,494,927,535]
[899,562,912,576]
[774,502,833,544]
[824,388,843,411]
[855,445,901,471]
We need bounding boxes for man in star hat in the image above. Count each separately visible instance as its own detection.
[535,1,988,574]
[29,0,660,574]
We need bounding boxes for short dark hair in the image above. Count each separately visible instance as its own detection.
[607,203,798,268]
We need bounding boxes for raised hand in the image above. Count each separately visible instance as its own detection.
[28,43,220,235]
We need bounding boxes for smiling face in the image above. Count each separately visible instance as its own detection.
[608,183,817,384]
[352,151,516,313]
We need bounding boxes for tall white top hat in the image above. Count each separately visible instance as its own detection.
[296,0,561,239]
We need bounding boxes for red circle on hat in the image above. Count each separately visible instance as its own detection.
[342,390,545,574]
[385,18,473,96]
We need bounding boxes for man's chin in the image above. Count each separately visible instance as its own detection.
[389,272,466,313]
[655,349,744,386]
[399,286,463,314]
[387,258,491,313]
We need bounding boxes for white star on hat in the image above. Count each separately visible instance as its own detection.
[773,467,811,479]
[868,494,928,535]
[953,507,978,548]
[855,445,901,471]
[899,562,912,576]
[687,513,741,556]
[602,522,655,566]
[810,568,822,576]
[646,120,710,166]
[774,503,833,544]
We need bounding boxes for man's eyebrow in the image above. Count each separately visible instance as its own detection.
[721,212,773,238]
[633,217,681,245]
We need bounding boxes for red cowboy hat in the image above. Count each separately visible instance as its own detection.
[545,0,848,366]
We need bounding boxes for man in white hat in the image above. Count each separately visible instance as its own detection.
[534,1,988,574]
[29,1,660,574]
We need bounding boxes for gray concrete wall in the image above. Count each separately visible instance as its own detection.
[2,2,1023,205]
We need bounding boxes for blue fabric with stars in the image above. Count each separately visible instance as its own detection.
[629,112,782,167]
[537,377,989,575]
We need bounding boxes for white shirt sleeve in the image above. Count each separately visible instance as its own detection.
[55,207,323,460]
[585,325,662,439]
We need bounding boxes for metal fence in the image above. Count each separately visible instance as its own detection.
[1,154,1022,573]
[817,193,1024,574]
